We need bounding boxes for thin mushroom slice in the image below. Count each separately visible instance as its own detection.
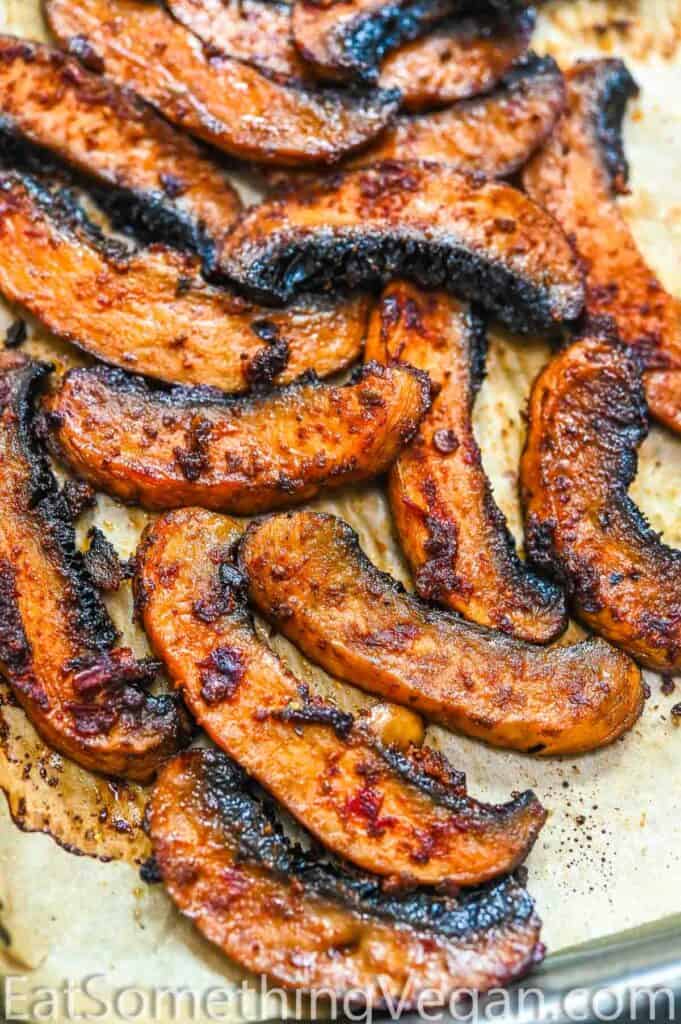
[44,362,431,514]
[0,352,191,781]
[0,171,369,393]
[379,8,535,111]
[222,162,584,333]
[523,59,681,434]
[136,508,546,885]
[522,333,681,673]
[365,281,567,643]
[291,0,531,85]
[0,35,241,271]
[239,511,643,756]
[45,0,399,168]
[150,749,544,1004]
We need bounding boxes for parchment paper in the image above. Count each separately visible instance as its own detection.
[1,1,681,1020]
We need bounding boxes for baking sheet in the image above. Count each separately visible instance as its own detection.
[1,0,681,1020]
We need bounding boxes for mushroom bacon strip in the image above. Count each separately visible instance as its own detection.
[291,0,532,85]
[522,334,681,673]
[0,352,191,781]
[150,749,544,1004]
[167,0,533,113]
[239,511,643,756]
[524,60,681,434]
[222,163,585,333]
[45,362,431,514]
[0,35,241,271]
[45,0,399,168]
[136,508,546,885]
[365,281,567,643]
[0,172,369,393]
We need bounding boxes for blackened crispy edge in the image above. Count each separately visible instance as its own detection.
[196,748,539,939]
[1,355,118,652]
[575,58,639,189]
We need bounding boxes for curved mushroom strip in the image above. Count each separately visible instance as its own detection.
[222,163,584,332]
[0,35,241,270]
[239,511,643,756]
[0,172,368,392]
[522,334,681,673]
[291,0,530,84]
[524,60,681,434]
[365,281,566,642]
[0,352,191,781]
[45,0,399,168]
[379,9,534,111]
[350,56,566,188]
[137,508,546,884]
[151,749,544,1003]
[45,362,431,514]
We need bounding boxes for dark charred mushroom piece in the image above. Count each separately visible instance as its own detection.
[221,163,584,332]
[0,34,241,271]
[365,281,567,643]
[150,749,544,1003]
[522,334,681,673]
[351,54,566,176]
[0,172,369,392]
[45,362,431,514]
[45,0,400,167]
[0,352,191,781]
[379,8,534,111]
[136,508,546,885]
[239,510,643,756]
[291,0,532,85]
[524,59,681,434]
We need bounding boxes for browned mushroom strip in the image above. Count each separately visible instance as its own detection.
[222,163,584,332]
[45,0,399,168]
[239,510,643,756]
[45,362,431,514]
[137,507,546,885]
[524,59,681,434]
[0,171,368,393]
[365,281,567,642]
[522,333,681,673]
[0,352,191,781]
[150,749,544,1004]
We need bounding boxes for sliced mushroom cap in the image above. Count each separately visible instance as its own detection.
[522,333,681,672]
[46,0,400,167]
[150,749,544,1004]
[222,162,585,333]
[0,352,192,781]
[239,509,643,756]
[136,507,546,885]
[0,171,369,392]
[365,280,567,643]
[524,59,681,434]
[44,362,431,514]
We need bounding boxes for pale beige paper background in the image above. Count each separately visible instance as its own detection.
[1,0,681,1019]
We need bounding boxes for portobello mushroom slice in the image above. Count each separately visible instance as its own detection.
[379,8,534,112]
[239,511,643,756]
[291,0,531,85]
[0,172,368,392]
[221,163,585,332]
[0,352,191,781]
[137,507,546,885]
[45,362,431,514]
[523,60,681,434]
[365,281,566,642]
[150,749,544,1003]
[0,35,241,270]
[522,334,681,673]
[45,0,399,168]
[349,55,566,184]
